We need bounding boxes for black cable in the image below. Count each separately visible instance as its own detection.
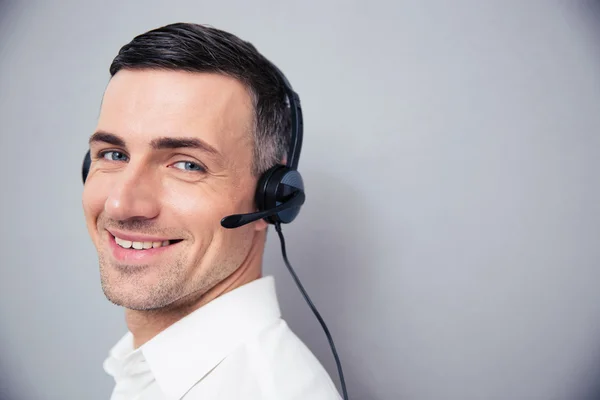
[274,222,349,400]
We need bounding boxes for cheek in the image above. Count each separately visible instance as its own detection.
[164,192,224,233]
[82,179,106,222]
[82,179,110,246]
[163,182,249,225]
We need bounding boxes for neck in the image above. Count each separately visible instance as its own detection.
[125,230,266,349]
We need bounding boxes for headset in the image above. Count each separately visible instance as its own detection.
[81,65,349,400]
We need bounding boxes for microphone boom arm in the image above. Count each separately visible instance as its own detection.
[220,190,306,229]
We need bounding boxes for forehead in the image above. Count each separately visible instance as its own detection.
[97,69,254,159]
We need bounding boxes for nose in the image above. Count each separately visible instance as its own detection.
[104,162,161,222]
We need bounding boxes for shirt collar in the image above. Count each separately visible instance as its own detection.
[138,275,282,400]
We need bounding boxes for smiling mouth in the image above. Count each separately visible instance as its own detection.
[112,234,183,250]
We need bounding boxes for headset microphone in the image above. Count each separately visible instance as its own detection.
[220,190,305,229]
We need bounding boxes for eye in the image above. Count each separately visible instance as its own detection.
[172,161,206,172]
[100,151,128,162]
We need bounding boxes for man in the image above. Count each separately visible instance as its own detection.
[81,23,342,399]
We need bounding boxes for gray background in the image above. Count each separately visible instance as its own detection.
[1,1,600,399]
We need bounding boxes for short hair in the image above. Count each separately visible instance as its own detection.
[109,22,291,176]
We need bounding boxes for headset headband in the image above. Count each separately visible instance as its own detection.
[270,64,303,171]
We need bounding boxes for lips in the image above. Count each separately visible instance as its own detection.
[105,229,183,263]
[114,235,171,250]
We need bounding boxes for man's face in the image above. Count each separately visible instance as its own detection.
[82,69,267,311]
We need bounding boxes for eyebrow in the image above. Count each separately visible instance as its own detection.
[88,131,125,147]
[150,137,220,157]
[88,131,221,157]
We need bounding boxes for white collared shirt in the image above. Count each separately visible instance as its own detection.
[103,276,342,400]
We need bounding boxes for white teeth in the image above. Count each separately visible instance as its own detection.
[115,237,132,249]
[114,236,172,250]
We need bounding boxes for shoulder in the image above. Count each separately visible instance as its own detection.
[242,319,342,400]
[182,319,343,400]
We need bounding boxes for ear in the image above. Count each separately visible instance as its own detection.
[254,218,269,232]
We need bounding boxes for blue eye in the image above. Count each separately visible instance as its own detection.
[173,161,205,172]
[101,151,128,162]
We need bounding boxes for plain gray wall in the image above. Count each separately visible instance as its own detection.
[1,1,600,399]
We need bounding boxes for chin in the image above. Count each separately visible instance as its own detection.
[99,261,185,311]
[101,284,181,311]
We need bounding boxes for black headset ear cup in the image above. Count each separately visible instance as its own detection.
[82,150,91,183]
[256,164,304,225]
[255,165,282,212]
